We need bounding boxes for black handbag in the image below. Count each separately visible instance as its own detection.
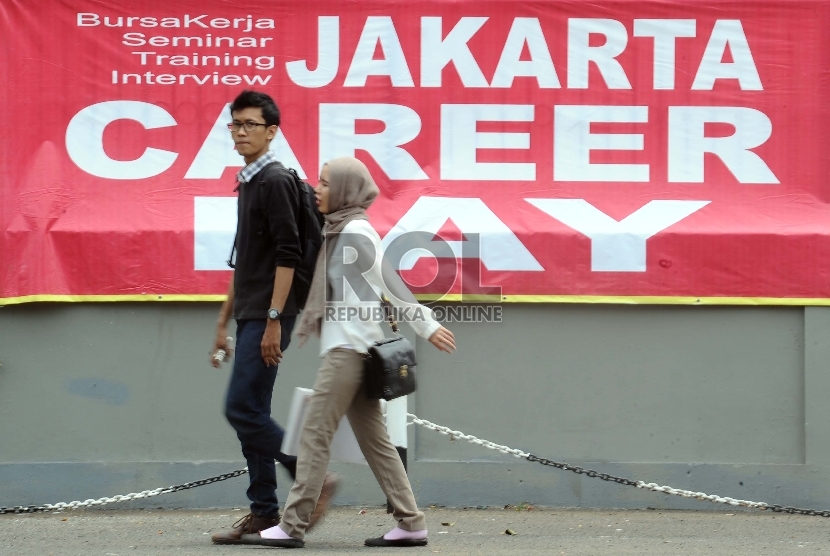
[364,295,417,401]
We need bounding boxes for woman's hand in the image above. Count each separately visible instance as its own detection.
[428,326,456,353]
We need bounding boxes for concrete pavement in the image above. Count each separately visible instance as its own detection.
[2,506,830,555]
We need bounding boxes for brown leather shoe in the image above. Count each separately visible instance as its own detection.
[210,512,280,545]
[307,472,340,531]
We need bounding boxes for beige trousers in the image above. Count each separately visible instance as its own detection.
[279,348,426,539]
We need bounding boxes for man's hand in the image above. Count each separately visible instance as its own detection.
[428,326,456,353]
[261,320,283,366]
[211,327,233,368]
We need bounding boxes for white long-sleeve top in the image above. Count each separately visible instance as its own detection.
[319,219,442,356]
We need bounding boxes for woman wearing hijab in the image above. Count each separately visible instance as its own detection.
[242,156,456,549]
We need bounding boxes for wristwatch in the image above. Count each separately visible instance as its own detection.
[267,308,282,321]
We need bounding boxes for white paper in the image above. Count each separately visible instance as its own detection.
[281,387,387,465]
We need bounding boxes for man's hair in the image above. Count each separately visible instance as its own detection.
[229,90,281,127]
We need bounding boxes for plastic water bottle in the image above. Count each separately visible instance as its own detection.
[213,336,234,363]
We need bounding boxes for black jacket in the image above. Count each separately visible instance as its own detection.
[231,163,302,320]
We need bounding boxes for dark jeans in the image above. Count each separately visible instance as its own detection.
[224,317,298,518]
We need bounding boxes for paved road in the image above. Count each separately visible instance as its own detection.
[2,506,829,555]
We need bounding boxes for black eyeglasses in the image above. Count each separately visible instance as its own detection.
[227,121,270,132]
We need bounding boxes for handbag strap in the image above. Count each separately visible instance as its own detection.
[380,294,400,334]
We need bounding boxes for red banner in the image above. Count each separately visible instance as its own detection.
[3,0,830,304]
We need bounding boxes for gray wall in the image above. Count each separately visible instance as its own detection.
[1,302,828,513]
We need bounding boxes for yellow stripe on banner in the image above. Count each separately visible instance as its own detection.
[412,294,830,306]
[0,294,228,306]
[3,294,830,306]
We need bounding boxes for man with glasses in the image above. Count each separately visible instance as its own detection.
[209,89,336,544]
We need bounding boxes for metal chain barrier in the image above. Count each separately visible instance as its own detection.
[407,413,830,518]
[4,414,830,517]
[0,468,248,515]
